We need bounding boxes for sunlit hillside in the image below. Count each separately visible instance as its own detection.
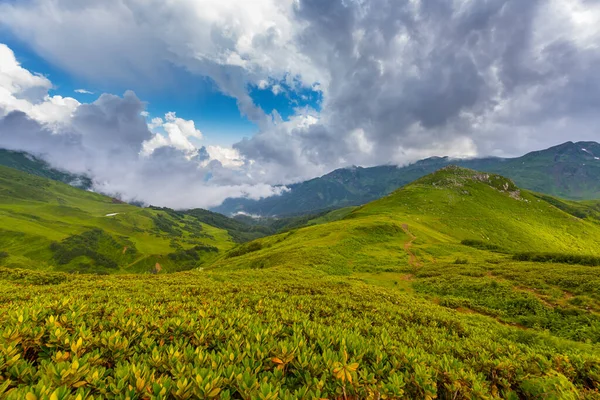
[0,166,235,274]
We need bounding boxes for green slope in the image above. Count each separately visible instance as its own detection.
[210,166,600,342]
[3,166,600,398]
[214,141,600,216]
[0,166,235,273]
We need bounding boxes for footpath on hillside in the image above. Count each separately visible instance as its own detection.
[401,224,421,268]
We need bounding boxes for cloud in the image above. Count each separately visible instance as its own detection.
[232,0,600,181]
[0,43,79,128]
[0,44,282,209]
[142,112,203,155]
[1,0,600,201]
[74,89,94,94]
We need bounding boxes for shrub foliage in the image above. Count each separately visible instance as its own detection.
[1,268,600,399]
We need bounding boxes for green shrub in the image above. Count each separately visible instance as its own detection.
[461,239,507,253]
[0,270,599,399]
[168,245,219,262]
[49,229,137,271]
[226,241,264,258]
[513,252,600,266]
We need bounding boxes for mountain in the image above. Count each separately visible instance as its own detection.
[4,166,600,398]
[0,148,92,190]
[213,141,600,216]
[0,165,236,273]
[212,165,600,343]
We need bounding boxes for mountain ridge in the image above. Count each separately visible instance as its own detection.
[213,141,600,216]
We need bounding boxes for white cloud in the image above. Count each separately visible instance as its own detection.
[0,44,283,209]
[0,44,79,127]
[74,89,94,94]
[142,112,203,155]
[271,84,283,95]
[205,145,244,168]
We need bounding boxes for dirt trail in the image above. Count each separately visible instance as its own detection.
[401,224,421,268]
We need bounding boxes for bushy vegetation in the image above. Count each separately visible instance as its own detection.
[2,268,600,399]
[226,242,264,258]
[152,214,183,237]
[167,245,220,270]
[461,240,507,253]
[4,164,600,398]
[513,252,600,266]
[48,229,141,273]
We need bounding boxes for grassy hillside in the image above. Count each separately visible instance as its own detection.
[209,166,600,342]
[214,141,600,217]
[2,166,600,398]
[0,166,235,273]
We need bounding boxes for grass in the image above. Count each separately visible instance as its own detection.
[0,166,235,273]
[3,165,600,398]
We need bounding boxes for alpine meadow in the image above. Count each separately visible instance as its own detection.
[3,159,600,399]
[2,1,600,399]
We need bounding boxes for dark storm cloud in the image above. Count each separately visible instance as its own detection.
[237,0,600,175]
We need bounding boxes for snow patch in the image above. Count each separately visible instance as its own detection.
[105,213,119,217]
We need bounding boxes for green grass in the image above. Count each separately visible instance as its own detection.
[3,165,600,398]
[0,166,235,273]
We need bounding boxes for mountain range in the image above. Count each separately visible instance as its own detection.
[214,141,600,216]
[2,141,600,219]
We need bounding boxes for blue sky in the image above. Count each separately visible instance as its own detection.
[3,34,321,147]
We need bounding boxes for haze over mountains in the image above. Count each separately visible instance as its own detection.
[218,141,600,216]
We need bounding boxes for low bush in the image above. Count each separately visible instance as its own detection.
[168,244,219,262]
[461,239,507,253]
[513,252,600,266]
[1,271,599,399]
[226,241,264,258]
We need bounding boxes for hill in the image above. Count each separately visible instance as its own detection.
[210,166,600,342]
[213,141,600,216]
[2,167,600,398]
[0,149,92,190]
[0,165,235,273]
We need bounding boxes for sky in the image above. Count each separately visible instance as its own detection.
[0,0,599,209]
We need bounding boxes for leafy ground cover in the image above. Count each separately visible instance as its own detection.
[1,267,600,399]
